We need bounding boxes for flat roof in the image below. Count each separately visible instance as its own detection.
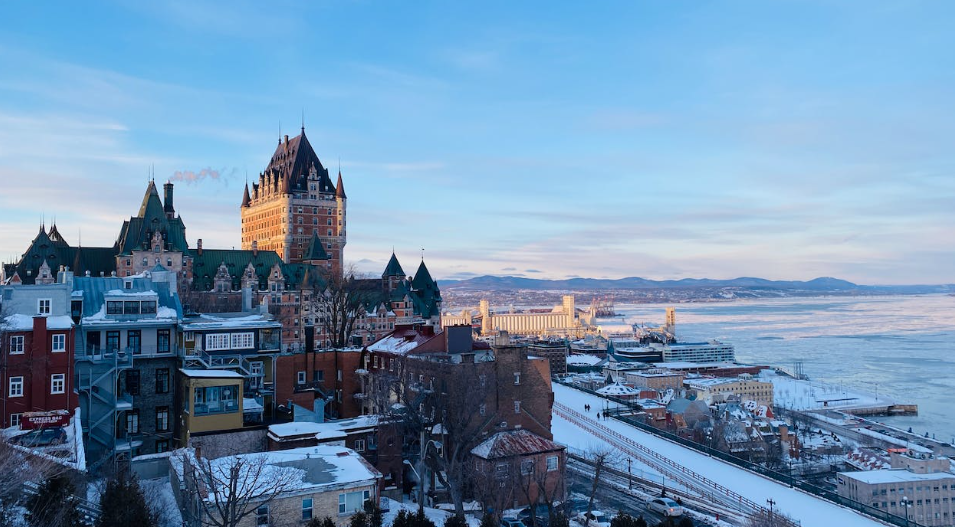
[840,469,955,485]
[179,369,244,378]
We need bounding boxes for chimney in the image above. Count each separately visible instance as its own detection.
[284,134,289,144]
[197,239,203,256]
[163,181,175,218]
[252,240,258,257]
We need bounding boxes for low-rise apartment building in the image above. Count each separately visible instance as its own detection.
[684,375,774,407]
[171,445,381,527]
[837,469,955,527]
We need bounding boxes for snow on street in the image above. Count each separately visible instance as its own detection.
[552,383,887,527]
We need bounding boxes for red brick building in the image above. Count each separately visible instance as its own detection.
[471,429,567,510]
[274,344,365,420]
[1,314,78,428]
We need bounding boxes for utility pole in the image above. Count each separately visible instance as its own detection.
[627,458,632,490]
[766,498,775,519]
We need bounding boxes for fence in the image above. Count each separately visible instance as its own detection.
[554,379,924,527]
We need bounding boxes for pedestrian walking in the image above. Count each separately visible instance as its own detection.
[596,412,601,420]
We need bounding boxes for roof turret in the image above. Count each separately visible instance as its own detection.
[241,182,251,207]
[336,171,346,199]
[303,232,330,262]
[382,252,405,278]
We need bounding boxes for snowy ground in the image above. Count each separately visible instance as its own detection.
[381,497,480,527]
[552,383,887,527]
[762,371,888,411]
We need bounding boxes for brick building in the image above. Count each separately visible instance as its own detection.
[471,429,567,510]
[0,282,78,428]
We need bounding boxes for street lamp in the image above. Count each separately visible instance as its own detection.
[901,496,911,527]
[627,458,632,490]
[766,498,775,519]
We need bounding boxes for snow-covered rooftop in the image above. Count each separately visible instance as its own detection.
[1,314,74,331]
[179,369,244,379]
[597,383,639,396]
[268,416,380,441]
[181,313,280,330]
[171,446,381,501]
[840,469,955,485]
[566,354,602,366]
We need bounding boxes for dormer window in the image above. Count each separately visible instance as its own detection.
[125,281,133,290]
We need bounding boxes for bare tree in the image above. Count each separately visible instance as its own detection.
[0,439,71,527]
[744,508,798,527]
[318,264,378,349]
[403,358,497,518]
[582,447,618,527]
[174,447,300,527]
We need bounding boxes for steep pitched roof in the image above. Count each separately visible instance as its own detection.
[116,182,189,255]
[4,226,115,284]
[241,183,251,207]
[189,248,326,292]
[410,260,441,318]
[303,232,331,261]
[382,253,405,278]
[265,130,336,196]
[335,171,346,199]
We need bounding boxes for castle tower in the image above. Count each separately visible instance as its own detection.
[240,127,346,274]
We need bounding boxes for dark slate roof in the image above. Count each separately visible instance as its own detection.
[265,130,336,196]
[115,183,189,255]
[335,171,346,199]
[410,260,441,318]
[189,248,326,291]
[471,429,564,460]
[382,253,405,278]
[4,226,116,284]
[303,232,330,261]
[241,183,251,207]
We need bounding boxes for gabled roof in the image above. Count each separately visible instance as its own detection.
[471,429,565,460]
[382,253,405,278]
[189,248,326,292]
[4,226,115,284]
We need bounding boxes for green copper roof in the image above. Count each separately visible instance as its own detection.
[303,232,331,261]
[382,253,405,278]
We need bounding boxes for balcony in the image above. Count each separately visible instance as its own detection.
[75,347,134,368]
[115,393,133,410]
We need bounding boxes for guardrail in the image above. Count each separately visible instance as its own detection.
[555,379,924,527]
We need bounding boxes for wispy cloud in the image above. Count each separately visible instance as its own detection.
[170,167,238,185]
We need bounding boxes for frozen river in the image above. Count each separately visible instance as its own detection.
[609,295,955,443]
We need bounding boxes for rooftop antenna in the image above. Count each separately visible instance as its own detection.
[301,108,305,132]
[421,247,425,261]
[278,120,282,143]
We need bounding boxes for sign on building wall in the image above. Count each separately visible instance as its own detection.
[20,410,71,430]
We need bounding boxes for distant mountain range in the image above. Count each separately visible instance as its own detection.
[438,275,955,295]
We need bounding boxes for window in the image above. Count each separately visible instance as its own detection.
[156,369,170,394]
[126,410,139,434]
[313,370,324,382]
[9,336,24,354]
[10,414,21,428]
[37,299,51,315]
[124,301,140,315]
[256,505,269,527]
[514,400,521,414]
[156,440,169,453]
[339,490,369,514]
[156,407,169,432]
[141,301,157,314]
[158,330,171,353]
[514,372,521,385]
[128,330,141,354]
[521,460,535,475]
[205,333,230,351]
[52,334,65,352]
[51,374,65,394]
[302,498,313,521]
[9,376,24,397]
[495,463,509,480]
[107,301,124,315]
[126,370,141,395]
[354,439,365,452]
[106,331,120,351]
[230,332,254,349]
[194,385,239,415]
[297,371,306,384]
[546,455,559,472]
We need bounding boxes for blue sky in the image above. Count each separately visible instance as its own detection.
[1,1,953,284]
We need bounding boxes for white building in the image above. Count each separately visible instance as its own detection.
[837,469,955,527]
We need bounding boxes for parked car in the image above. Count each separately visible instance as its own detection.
[502,518,526,527]
[519,504,552,527]
[647,497,683,517]
[575,510,610,527]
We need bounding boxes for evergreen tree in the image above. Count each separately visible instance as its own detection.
[415,507,437,527]
[350,510,369,527]
[26,475,83,527]
[677,517,694,527]
[634,516,648,527]
[96,474,157,527]
[394,510,413,527]
[479,512,498,527]
[307,517,337,527]
[549,512,570,527]
[610,511,634,527]
[444,514,468,527]
[364,500,384,527]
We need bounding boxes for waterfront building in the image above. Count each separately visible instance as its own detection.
[465,295,585,338]
[623,368,687,393]
[0,280,78,428]
[684,375,775,407]
[837,469,955,526]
